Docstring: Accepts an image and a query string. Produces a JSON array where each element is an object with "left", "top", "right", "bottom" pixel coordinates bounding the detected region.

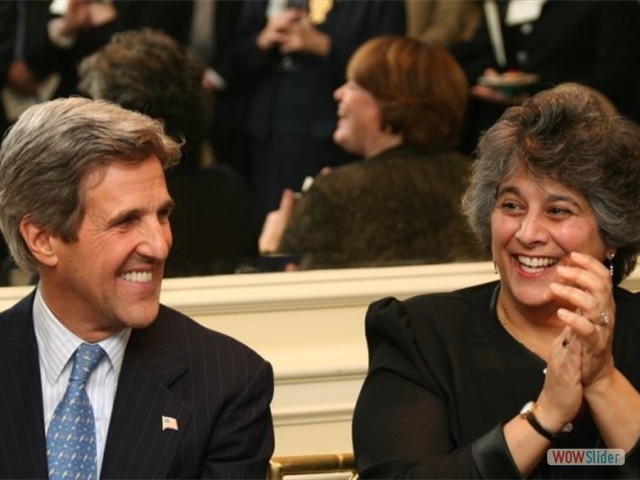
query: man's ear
[{"left": 19, "top": 217, "right": 59, "bottom": 267}]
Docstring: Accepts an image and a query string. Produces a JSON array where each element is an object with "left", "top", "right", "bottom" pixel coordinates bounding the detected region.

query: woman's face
[
  {"left": 491, "top": 172, "right": 609, "bottom": 309},
  {"left": 333, "top": 80, "right": 383, "bottom": 156}
]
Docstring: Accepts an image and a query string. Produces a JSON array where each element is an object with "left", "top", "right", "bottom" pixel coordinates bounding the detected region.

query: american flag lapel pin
[{"left": 162, "top": 416, "right": 179, "bottom": 431}]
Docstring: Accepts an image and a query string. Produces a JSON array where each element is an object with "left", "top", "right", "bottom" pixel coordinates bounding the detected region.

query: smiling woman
[{"left": 352, "top": 83, "right": 640, "bottom": 479}]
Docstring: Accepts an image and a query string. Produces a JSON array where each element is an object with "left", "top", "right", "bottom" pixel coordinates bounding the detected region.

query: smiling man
[{"left": 0, "top": 97, "right": 274, "bottom": 479}]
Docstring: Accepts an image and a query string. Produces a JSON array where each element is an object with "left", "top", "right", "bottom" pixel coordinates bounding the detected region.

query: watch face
[{"left": 520, "top": 400, "right": 535, "bottom": 416}]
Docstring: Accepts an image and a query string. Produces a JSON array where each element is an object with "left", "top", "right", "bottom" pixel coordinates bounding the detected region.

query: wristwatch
[{"left": 519, "top": 401, "right": 573, "bottom": 441}]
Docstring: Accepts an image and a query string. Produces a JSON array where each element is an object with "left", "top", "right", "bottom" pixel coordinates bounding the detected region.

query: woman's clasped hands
[
  {"left": 550, "top": 251, "right": 615, "bottom": 391},
  {"left": 535, "top": 251, "right": 617, "bottom": 441}
]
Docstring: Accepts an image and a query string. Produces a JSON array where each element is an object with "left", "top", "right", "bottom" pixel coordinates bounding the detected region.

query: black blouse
[{"left": 353, "top": 281, "right": 640, "bottom": 479}]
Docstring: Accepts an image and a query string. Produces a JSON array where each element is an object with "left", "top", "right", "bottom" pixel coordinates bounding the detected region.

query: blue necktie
[{"left": 46, "top": 343, "right": 106, "bottom": 480}]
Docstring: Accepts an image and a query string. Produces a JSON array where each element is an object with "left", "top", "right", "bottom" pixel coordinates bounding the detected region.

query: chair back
[{"left": 268, "top": 453, "right": 357, "bottom": 480}]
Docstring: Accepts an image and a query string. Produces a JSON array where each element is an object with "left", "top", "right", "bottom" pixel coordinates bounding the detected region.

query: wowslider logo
[{"left": 547, "top": 449, "right": 625, "bottom": 466}]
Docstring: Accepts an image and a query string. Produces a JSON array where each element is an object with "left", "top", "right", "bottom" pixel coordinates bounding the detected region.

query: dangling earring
[
  {"left": 493, "top": 261, "right": 499, "bottom": 274},
  {"left": 607, "top": 252, "right": 615, "bottom": 277}
]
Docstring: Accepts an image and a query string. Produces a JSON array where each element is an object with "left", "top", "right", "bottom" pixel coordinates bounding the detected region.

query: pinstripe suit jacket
[{"left": 0, "top": 292, "right": 275, "bottom": 479}]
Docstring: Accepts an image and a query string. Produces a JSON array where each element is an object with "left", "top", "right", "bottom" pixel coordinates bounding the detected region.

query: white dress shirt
[{"left": 33, "top": 286, "right": 130, "bottom": 477}]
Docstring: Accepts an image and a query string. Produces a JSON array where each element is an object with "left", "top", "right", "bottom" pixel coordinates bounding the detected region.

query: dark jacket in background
[
  {"left": 280, "top": 145, "right": 487, "bottom": 270},
  {"left": 452, "top": 0, "right": 640, "bottom": 153},
  {"left": 165, "top": 164, "right": 258, "bottom": 278},
  {"left": 23, "top": 0, "right": 194, "bottom": 98}
]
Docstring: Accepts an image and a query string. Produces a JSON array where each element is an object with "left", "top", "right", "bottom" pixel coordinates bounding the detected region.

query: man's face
[{"left": 44, "top": 155, "right": 174, "bottom": 341}]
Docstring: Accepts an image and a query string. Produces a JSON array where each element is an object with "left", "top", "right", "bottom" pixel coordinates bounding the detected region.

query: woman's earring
[
  {"left": 607, "top": 252, "right": 615, "bottom": 277},
  {"left": 493, "top": 261, "right": 499, "bottom": 274}
]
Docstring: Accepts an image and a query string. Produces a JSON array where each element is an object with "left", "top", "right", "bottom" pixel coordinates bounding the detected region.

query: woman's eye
[
  {"left": 548, "top": 206, "right": 571, "bottom": 216},
  {"left": 500, "top": 201, "right": 521, "bottom": 211}
]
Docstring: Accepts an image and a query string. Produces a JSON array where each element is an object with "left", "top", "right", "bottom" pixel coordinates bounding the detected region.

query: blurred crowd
[{"left": 1, "top": 0, "right": 638, "bottom": 281}]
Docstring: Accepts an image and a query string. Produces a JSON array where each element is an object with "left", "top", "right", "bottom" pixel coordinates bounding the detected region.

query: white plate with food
[{"left": 478, "top": 72, "right": 540, "bottom": 88}]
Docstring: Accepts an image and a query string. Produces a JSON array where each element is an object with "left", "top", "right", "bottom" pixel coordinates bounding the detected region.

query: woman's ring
[{"left": 597, "top": 312, "right": 609, "bottom": 326}]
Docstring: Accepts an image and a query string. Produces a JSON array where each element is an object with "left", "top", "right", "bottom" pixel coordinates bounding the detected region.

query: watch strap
[
  {"left": 524, "top": 407, "right": 557, "bottom": 442},
  {"left": 520, "top": 401, "right": 572, "bottom": 441}
]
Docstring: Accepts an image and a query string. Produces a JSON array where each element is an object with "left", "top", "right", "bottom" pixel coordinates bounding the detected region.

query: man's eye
[
  {"left": 117, "top": 215, "right": 136, "bottom": 226},
  {"left": 159, "top": 207, "right": 174, "bottom": 222}
]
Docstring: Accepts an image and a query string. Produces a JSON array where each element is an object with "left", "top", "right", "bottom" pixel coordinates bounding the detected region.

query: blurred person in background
[
  {"left": 47, "top": 0, "right": 193, "bottom": 97},
  {"left": 405, "top": 0, "right": 480, "bottom": 47},
  {"left": 1, "top": 1, "right": 55, "bottom": 138},
  {"left": 78, "top": 28, "right": 257, "bottom": 277},
  {"left": 187, "top": 0, "right": 250, "bottom": 176},
  {"left": 451, "top": 0, "right": 640, "bottom": 155},
  {"left": 225, "top": 0, "right": 406, "bottom": 230},
  {"left": 259, "top": 36, "right": 486, "bottom": 270}
]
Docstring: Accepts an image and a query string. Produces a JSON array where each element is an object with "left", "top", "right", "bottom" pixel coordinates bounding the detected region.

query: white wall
[{"left": 2, "top": 261, "right": 638, "bottom": 456}]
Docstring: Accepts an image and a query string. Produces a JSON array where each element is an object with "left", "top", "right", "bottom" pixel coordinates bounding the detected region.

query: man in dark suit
[
  {"left": 0, "top": 0, "right": 17, "bottom": 137},
  {"left": 190, "top": 0, "right": 253, "bottom": 185},
  {"left": 451, "top": 0, "right": 640, "bottom": 154},
  {"left": 0, "top": 97, "right": 274, "bottom": 479}
]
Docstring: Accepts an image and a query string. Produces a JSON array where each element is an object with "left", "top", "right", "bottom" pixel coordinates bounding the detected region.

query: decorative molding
[{"left": 161, "top": 261, "right": 498, "bottom": 315}]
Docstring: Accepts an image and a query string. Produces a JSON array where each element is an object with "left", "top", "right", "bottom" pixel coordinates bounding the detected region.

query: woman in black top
[{"left": 353, "top": 83, "right": 640, "bottom": 478}]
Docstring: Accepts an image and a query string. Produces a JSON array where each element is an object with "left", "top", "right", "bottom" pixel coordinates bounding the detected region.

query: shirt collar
[{"left": 32, "top": 285, "right": 131, "bottom": 386}]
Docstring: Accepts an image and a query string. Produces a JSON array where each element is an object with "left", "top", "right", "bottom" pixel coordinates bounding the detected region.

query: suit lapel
[
  {"left": 101, "top": 308, "right": 191, "bottom": 479},
  {"left": 0, "top": 293, "right": 48, "bottom": 479}
]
